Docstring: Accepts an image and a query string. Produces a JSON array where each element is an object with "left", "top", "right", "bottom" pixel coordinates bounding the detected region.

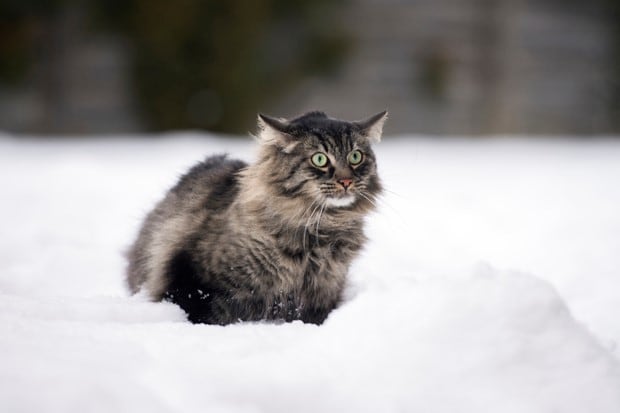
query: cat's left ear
[
  {"left": 354, "top": 110, "right": 388, "bottom": 143},
  {"left": 257, "top": 113, "right": 298, "bottom": 152}
]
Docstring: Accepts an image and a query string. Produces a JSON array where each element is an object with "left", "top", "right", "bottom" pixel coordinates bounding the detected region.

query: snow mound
[
  {"left": 2, "top": 268, "right": 619, "bottom": 413},
  {"left": 1, "top": 134, "right": 620, "bottom": 412},
  {"left": 322, "top": 268, "right": 620, "bottom": 412}
]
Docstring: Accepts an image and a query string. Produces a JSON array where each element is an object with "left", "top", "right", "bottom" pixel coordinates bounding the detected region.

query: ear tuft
[
  {"left": 355, "top": 110, "right": 388, "bottom": 143},
  {"left": 256, "top": 113, "right": 297, "bottom": 152},
  {"left": 258, "top": 113, "right": 288, "bottom": 134}
]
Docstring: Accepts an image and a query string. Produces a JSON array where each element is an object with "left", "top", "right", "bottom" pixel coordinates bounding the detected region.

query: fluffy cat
[{"left": 126, "top": 110, "right": 387, "bottom": 325}]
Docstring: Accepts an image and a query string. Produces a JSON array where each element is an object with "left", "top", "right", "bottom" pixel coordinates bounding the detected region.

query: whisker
[
  {"left": 295, "top": 199, "right": 317, "bottom": 244},
  {"left": 303, "top": 198, "right": 323, "bottom": 250},
  {"left": 382, "top": 186, "right": 408, "bottom": 201},
  {"left": 379, "top": 193, "right": 402, "bottom": 214},
  {"left": 360, "top": 188, "right": 400, "bottom": 214},
  {"left": 358, "top": 191, "right": 379, "bottom": 209},
  {"left": 315, "top": 201, "right": 327, "bottom": 244}
]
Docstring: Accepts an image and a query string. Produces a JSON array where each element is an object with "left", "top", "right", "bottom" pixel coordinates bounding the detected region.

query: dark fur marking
[{"left": 164, "top": 249, "right": 217, "bottom": 323}]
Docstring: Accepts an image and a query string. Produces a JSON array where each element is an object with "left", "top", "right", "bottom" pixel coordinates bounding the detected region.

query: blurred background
[{"left": 1, "top": 0, "right": 619, "bottom": 136}]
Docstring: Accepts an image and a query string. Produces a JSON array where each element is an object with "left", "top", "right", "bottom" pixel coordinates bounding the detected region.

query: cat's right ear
[{"left": 256, "top": 114, "right": 298, "bottom": 153}]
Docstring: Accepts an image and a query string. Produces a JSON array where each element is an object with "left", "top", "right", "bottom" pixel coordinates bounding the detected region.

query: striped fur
[{"left": 126, "top": 111, "right": 386, "bottom": 325}]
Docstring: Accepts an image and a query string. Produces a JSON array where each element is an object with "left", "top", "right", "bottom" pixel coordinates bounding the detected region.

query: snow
[{"left": 1, "top": 133, "right": 620, "bottom": 412}]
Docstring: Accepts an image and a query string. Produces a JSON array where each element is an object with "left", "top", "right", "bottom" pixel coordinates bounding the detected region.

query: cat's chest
[
  {"left": 275, "top": 233, "right": 355, "bottom": 281},
  {"left": 228, "top": 221, "right": 362, "bottom": 293}
]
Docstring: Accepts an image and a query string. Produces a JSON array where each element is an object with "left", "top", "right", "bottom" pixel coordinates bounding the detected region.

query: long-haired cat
[{"left": 126, "top": 110, "right": 387, "bottom": 325}]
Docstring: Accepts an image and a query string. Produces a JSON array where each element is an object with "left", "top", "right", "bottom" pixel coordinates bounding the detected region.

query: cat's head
[{"left": 255, "top": 110, "right": 386, "bottom": 212}]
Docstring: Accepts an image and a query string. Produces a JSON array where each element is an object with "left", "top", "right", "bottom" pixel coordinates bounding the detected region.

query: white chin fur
[{"left": 325, "top": 195, "right": 356, "bottom": 208}]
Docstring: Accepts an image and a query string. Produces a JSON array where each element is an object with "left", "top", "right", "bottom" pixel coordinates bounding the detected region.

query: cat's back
[
  {"left": 126, "top": 154, "right": 247, "bottom": 295},
  {"left": 171, "top": 154, "right": 248, "bottom": 210}
]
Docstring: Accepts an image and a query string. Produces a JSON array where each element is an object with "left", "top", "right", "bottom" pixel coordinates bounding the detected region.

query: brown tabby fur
[{"left": 126, "top": 110, "right": 386, "bottom": 324}]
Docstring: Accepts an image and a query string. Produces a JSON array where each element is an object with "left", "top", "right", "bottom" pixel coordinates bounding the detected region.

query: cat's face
[{"left": 257, "top": 111, "right": 386, "bottom": 212}]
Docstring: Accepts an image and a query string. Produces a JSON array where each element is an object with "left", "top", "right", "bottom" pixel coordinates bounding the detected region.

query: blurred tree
[
  {"left": 0, "top": 0, "right": 66, "bottom": 85},
  {"left": 90, "top": 0, "right": 350, "bottom": 133},
  {"left": 608, "top": 0, "right": 620, "bottom": 129}
]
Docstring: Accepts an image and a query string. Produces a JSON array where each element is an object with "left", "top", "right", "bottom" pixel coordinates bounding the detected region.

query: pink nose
[{"left": 337, "top": 178, "right": 353, "bottom": 189}]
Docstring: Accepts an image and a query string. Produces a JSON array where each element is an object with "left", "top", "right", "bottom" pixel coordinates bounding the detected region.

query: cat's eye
[
  {"left": 311, "top": 152, "right": 329, "bottom": 168},
  {"left": 348, "top": 150, "right": 364, "bottom": 166}
]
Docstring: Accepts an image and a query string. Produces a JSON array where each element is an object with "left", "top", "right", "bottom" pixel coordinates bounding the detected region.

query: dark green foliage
[
  {"left": 0, "top": 0, "right": 349, "bottom": 133},
  {"left": 0, "top": 0, "right": 66, "bottom": 84},
  {"left": 91, "top": 0, "right": 350, "bottom": 133}
]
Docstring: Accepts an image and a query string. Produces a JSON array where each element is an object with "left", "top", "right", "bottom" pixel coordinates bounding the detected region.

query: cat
[{"left": 126, "top": 110, "right": 387, "bottom": 325}]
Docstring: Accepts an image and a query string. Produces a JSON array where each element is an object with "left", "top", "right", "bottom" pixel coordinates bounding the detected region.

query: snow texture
[{"left": 1, "top": 133, "right": 620, "bottom": 412}]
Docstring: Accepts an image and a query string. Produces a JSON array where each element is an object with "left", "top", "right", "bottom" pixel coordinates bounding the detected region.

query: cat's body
[{"left": 126, "top": 111, "right": 386, "bottom": 325}]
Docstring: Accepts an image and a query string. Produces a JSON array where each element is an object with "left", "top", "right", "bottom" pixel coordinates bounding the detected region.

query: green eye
[
  {"left": 348, "top": 150, "right": 363, "bottom": 165},
  {"left": 311, "top": 152, "right": 328, "bottom": 167}
]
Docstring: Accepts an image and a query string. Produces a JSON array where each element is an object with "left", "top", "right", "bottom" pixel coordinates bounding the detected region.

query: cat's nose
[{"left": 337, "top": 178, "right": 353, "bottom": 190}]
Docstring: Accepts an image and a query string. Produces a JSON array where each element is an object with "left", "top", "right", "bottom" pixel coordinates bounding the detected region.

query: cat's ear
[
  {"left": 355, "top": 110, "right": 388, "bottom": 143},
  {"left": 257, "top": 113, "right": 298, "bottom": 152}
]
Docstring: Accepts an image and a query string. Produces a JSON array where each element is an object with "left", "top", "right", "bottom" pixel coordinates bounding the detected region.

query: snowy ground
[{"left": 1, "top": 132, "right": 620, "bottom": 412}]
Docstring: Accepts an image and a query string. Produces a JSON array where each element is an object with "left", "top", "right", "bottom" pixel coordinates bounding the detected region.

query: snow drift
[{"left": 1, "top": 134, "right": 619, "bottom": 412}]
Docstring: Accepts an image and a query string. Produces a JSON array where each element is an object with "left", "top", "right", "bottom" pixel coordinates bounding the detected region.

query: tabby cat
[{"left": 126, "top": 110, "right": 386, "bottom": 325}]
